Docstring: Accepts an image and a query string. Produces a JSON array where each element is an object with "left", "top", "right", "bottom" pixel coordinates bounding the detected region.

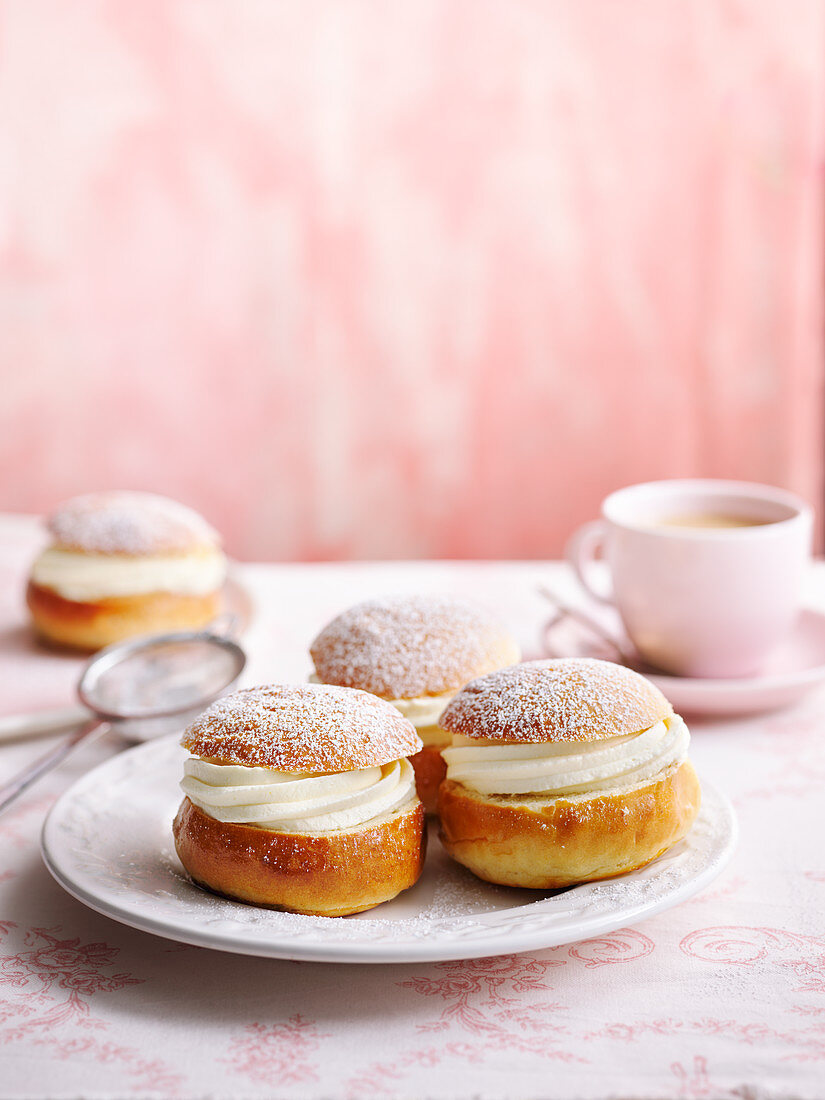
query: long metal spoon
[{"left": 538, "top": 585, "right": 639, "bottom": 666}]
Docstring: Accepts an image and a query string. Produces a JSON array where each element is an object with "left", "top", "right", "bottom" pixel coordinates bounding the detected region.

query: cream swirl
[
  {"left": 389, "top": 690, "right": 455, "bottom": 728},
  {"left": 181, "top": 756, "right": 416, "bottom": 832},
  {"left": 442, "top": 715, "right": 689, "bottom": 797},
  {"left": 31, "top": 547, "right": 227, "bottom": 601},
  {"left": 387, "top": 691, "right": 453, "bottom": 746},
  {"left": 308, "top": 673, "right": 452, "bottom": 745}
]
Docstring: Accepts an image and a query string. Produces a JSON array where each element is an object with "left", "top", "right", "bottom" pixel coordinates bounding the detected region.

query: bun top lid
[
  {"left": 310, "top": 596, "right": 520, "bottom": 700},
  {"left": 181, "top": 683, "right": 423, "bottom": 774},
  {"left": 440, "top": 658, "right": 673, "bottom": 744},
  {"left": 47, "top": 491, "right": 221, "bottom": 556}
]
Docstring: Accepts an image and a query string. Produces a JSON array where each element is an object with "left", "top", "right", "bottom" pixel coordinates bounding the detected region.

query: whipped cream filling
[
  {"left": 308, "top": 673, "right": 452, "bottom": 746},
  {"left": 181, "top": 756, "right": 416, "bottom": 833},
  {"left": 31, "top": 547, "right": 227, "bottom": 601},
  {"left": 411, "top": 723, "right": 451, "bottom": 748},
  {"left": 388, "top": 690, "right": 455, "bottom": 727},
  {"left": 442, "top": 715, "right": 690, "bottom": 798},
  {"left": 389, "top": 692, "right": 454, "bottom": 747}
]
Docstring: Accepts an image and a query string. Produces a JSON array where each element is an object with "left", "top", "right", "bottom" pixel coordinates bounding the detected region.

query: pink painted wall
[{"left": 1, "top": 1, "right": 823, "bottom": 560}]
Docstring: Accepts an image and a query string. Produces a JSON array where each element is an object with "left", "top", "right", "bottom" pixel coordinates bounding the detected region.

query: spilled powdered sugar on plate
[{"left": 41, "top": 735, "right": 736, "bottom": 962}]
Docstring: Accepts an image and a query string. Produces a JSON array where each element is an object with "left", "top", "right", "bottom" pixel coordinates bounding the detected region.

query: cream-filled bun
[
  {"left": 173, "top": 683, "right": 426, "bottom": 916},
  {"left": 437, "top": 658, "right": 701, "bottom": 889},
  {"left": 309, "top": 596, "right": 520, "bottom": 812},
  {"left": 27, "top": 491, "right": 227, "bottom": 650}
]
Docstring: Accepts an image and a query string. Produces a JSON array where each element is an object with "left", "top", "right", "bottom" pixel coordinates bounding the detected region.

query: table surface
[{"left": 1, "top": 515, "right": 823, "bottom": 1100}]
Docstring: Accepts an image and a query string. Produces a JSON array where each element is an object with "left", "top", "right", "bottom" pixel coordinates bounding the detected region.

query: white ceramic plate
[
  {"left": 42, "top": 736, "right": 737, "bottom": 964},
  {"left": 542, "top": 605, "right": 825, "bottom": 716}
]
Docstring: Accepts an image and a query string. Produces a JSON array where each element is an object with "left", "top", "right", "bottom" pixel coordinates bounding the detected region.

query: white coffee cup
[{"left": 566, "top": 479, "right": 813, "bottom": 678}]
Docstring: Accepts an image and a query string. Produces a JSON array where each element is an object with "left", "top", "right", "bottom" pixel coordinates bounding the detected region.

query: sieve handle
[
  {"left": 0, "top": 719, "right": 107, "bottom": 816},
  {"left": 0, "top": 705, "right": 91, "bottom": 744}
]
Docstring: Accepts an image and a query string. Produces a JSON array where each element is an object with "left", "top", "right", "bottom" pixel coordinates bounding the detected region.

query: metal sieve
[{"left": 0, "top": 630, "right": 246, "bottom": 815}]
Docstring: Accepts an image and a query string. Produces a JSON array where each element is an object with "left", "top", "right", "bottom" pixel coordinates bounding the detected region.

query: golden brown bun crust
[
  {"left": 409, "top": 744, "right": 447, "bottom": 814},
  {"left": 173, "top": 797, "right": 426, "bottom": 916},
  {"left": 437, "top": 760, "right": 701, "bottom": 888},
  {"left": 441, "top": 658, "right": 673, "bottom": 744},
  {"left": 27, "top": 580, "right": 220, "bottom": 652},
  {"left": 310, "top": 596, "right": 520, "bottom": 699},
  {"left": 182, "top": 684, "right": 422, "bottom": 773}
]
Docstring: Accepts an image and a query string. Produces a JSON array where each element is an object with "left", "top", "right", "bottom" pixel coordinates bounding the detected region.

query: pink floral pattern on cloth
[
  {"left": 221, "top": 1016, "right": 329, "bottom": 1087},
  {"left": 0, "top": 923, "right": 182, "bottom": 1093},
  {"left": 399, "top": 954, "right": 572, "bottom": 1044},
  {"left": 2, "top": 530, "right": 825, "bottom": 1097},
  {"left": 0, "top": 925, "right": 142, "bottom": 1022},
  {"left": 682, "top": 927, "right": 825, "bottom": 998}
]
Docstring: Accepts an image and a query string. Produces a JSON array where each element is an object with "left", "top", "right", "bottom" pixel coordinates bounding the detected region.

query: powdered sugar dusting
[
  {"left": 182, "top": 683, "right": 422, "bottom": 773},
  {"left": 310, "top": 596, "right": 520, "bottom": 699},
  {"left": 48, "top": 492, "right": 220, "bottom": 555},
  {"left": 441, "top": 658, "right": 673, "bottom": 743}
]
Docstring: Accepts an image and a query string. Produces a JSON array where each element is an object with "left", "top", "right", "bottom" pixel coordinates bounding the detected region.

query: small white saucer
[{"left": 542, "top": 606, "right": 825, "bottom": 717}]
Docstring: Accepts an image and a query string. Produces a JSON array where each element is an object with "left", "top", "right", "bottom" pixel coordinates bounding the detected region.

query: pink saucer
[{"left": 542, "top": 606, "right": 825, "bottom": 717}]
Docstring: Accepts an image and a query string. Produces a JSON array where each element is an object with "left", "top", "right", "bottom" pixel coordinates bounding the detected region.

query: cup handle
[{"left": 566, "top": 520, "right": 614, "bottom": 604}]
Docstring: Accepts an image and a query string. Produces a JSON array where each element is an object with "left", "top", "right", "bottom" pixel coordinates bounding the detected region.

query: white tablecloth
[{"left": 1, "top": 517, "right": 823, "bottom": 1099}]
